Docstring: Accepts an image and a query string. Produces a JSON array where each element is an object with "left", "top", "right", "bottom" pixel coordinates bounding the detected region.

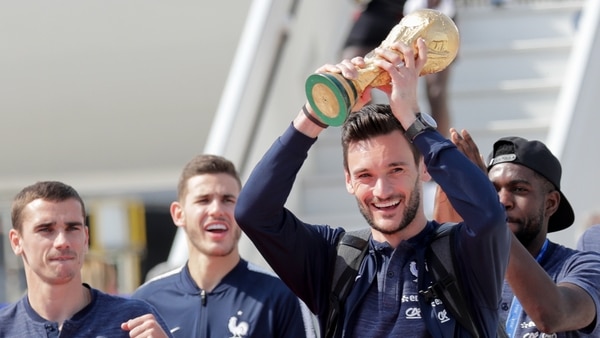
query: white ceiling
[{"left": 0, "top": 1, "right": 251, "bottom": 203}]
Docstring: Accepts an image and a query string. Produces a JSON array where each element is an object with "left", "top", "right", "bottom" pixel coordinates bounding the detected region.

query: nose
[
  {"left": 208, "top": 199, "right": 226, "bottom": 216},
  {"left": 54, "top": 229, "right": 70, "bottom": 249},
  {"left": 373, "top": 177, "right": 393, "bottom": 199},
  {"left": 497, "top": 188, "right": 513, "bottom": 210}
]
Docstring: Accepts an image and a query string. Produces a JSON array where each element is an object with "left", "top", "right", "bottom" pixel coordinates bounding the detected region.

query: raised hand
[
  {"left": 371, "top": 39, "right": 427, "bottom": 117},
  {"left": 449, "top": 128, "right": 486, "bottom": 172}
]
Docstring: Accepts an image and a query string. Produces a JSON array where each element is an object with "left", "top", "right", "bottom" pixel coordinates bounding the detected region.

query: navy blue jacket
[
  {"left": 0, "top": 285, "right": 172, "bottom": 338},
  {"left": 132, "top": 259, "right": 310, "bottom": 337},
  {"left": 235, "top": 124, "right": 510, "bottom": 337}
]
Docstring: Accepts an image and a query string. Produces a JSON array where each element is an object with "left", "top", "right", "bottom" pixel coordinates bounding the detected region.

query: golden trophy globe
[{"left": 305, "top": 8, "right": 460, "bottom": 126}]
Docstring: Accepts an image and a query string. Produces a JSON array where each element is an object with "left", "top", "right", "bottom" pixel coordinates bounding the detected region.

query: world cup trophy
[{"left": 305, "top": 8, "right": 460, "bottom": 126}]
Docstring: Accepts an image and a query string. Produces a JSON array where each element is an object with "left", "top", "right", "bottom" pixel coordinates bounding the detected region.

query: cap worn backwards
[{"left": 486, "top": 136, "right": 575, "bottom": 233}]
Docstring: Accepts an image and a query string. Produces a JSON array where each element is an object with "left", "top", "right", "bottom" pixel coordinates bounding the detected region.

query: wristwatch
[{"left": 405, "top": 112, "right": 437, "bottom": 142}]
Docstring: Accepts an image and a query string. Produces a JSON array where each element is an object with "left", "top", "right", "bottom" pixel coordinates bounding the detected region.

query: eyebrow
[
  {"left": 507, "top": 177, "right": 533, "bottom": 186},
  {"left": 33, "top": 221, "right": 55, "bottom": 229},
  {"left": 351, "top": 161, "right": 409, "bottom": 175},
  {"left": 194, "top": 193, "right": 237, "bottom": 199},
  {"left": 33, "top": 220, "right": 84, "bottom": 229},
  {"left": 65, "top": 221, "right": 85, "bottom": 227},
  {"left": 493, "top": 178, "right": 531, "bottom": 188}
]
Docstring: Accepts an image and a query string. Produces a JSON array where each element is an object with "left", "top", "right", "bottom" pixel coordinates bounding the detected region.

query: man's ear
[
  {"left": 84, "top": 226, "right": 90, "bottom": 255},
  {"left": 419, "top": 157, "right": 432, "bottom": 182},
  {"left": 345, "top": 170, "right": 355, "bottom": 194},
  {"left": 545, "top": 190, "right": 560, "bottom": 219},
  {"left": 170, "top": 201, "right": 185, "bottom": 228},
  {"left": 9, "top": 229, "right": 23, "bottom": 255}
]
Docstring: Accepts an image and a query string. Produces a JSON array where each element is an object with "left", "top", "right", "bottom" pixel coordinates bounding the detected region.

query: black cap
[{"left": 487, "top": 136, "right": 574, "bottom": 233}]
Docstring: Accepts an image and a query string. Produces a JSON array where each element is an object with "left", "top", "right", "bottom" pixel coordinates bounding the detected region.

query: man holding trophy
[{"left": 235, "top": 10, "right": 510, "bottom": 338}]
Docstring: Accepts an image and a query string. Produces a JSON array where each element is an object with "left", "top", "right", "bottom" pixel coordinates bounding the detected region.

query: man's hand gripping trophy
[{"left": 305, "top": 8, "right": 460, "bottom": 126}]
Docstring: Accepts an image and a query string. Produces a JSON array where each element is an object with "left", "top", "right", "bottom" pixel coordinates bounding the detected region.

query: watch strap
[{"left": 405, "top": 113, "right": 433, "bottom": 141}]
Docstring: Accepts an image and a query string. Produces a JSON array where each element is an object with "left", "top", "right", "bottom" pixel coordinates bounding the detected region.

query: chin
[
  {"left": 210, "top": 246, "right": 236, "bottom": 257},
  {"left": 376, "top": 217, "right": 400, "bottom": 228},
  {"left": 372, "top": 222, "right": 400, "bottom": 235}
]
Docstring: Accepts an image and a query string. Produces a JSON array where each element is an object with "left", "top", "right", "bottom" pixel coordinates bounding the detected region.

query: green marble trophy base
[{"left": 305, "top": 73, "right": 357, "bottom": 127}]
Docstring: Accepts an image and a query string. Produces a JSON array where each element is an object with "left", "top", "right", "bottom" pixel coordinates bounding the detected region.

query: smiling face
[
  {"left": 9, "top": 198, "right": 88, "bottom": 286},
  {"left": 345, "top": 130, "right": 428, "bottom": 243},
  {"left": 171, "top": 173, "right": 241, "bottom": 259}
]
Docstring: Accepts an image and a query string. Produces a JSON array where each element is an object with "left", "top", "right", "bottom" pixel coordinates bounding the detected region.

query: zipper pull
[{"left": 201, "top": 289, "right": 207, "bottom": 306}]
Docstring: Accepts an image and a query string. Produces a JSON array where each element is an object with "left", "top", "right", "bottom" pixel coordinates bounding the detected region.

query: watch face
[
  {"left": 421, "top": 113, "right": 437, "bottom": 129},
  {"left": 405, "top": 112, "right": 438, "bottom": 142}
]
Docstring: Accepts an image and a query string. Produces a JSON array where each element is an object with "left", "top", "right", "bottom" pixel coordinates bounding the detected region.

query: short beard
[
  {"left": 513, "top": 204, "right": 545, "bottom": 249},
  {"left": 357, "top": 179, "right": 421, "bottom": 235}
]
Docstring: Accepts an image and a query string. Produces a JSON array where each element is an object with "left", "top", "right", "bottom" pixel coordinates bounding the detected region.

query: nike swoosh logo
[{"left": 170, "top": 327, "right": 181, "bottom": 333}]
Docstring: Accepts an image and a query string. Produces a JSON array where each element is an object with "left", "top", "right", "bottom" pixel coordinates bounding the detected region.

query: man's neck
[
  {"left": 27, "top": 280, "right": 90, "bottom": 327},
  {"left": 522, "top": 231, "right": 550, "bottom": 259},
  {"left": 187, "top": 252, "right": 241, "bottom": 292},
  {"left": 527, "top": 236, "right": 550, "bottom": 260}
]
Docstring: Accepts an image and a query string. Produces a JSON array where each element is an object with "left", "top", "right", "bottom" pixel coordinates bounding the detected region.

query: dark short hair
[
  {"left": 341, "top": 104, "right": 421, "bottom": 171},
  {"left": 177, "top": 154, "right": 241, "bottom": 201},
  {"left": 11, "top": 181, "right": 85, "bottom": 232}
]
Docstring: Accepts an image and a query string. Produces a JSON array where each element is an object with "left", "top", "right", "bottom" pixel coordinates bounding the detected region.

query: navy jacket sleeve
[
  {"left": 235, "top": 124, "right": 344, "bottom": 315},
  {"left": 415, "top": 130, "right": 511, "bottom": 333}
]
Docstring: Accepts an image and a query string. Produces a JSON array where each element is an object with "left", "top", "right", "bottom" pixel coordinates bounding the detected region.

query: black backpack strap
[
  {"left": 425, "top": 222, "right": 481, "bottom": 337},
  {"left": 425, "top": 223, "right": 508, "bottom": 338},
  {"left": 325, "top": 228, "right": 371, "bottom": 338}
]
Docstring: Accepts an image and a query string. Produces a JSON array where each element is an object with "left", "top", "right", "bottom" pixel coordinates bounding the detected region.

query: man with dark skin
[{"left": 434, "top": 128, "right": 600, "bottom": 337}]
